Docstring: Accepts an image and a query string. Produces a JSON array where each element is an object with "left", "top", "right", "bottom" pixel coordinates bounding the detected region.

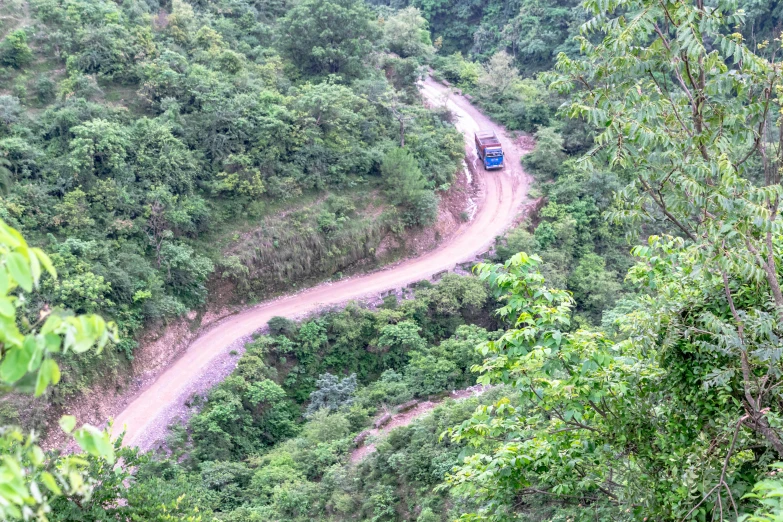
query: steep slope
[{"left": 111, "top": 78, "right": 531, "bottom": 449}]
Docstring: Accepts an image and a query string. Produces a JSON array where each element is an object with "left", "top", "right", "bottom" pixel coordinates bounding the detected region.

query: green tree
[
  {"left": 521, "top": 126, "right": 565, "bottom": 179},
  {"left": 476, "top": 51, "right": 519, "bottom": 101},
  {"left": 382, "top": 6, "right": 433, "bottom": 60},
  {"left": 130, "top": 118, "right": 198, "bottom": 194},
  {"left": 0, "top": 30, "right": 34, "bottom": 68},
  {"left": 305, "top": 372, "right": 357, "bottom": 416},
  {"left": 567, "top": 252, "right": 622, "bottom": 323},
  {"left": 549, "top": 0, "right": 783, "bottom": 458},
  {"left": 376, "top": 319, "right": 427, "bottom": 369},
  {"left": 67, "top": 119, "right": 130, "bottom": 181},
  {"left": 435, "top": 52, "right": 480, "bottom": 87},
  {"left": 279, "top": 0, "right": 379, "bottom": 79},
  {"left": 500, "top": 0, "right": 584, "bottom": 72},
  {"left": 381, "top": 147, "right": 438, "bottom": 227}
]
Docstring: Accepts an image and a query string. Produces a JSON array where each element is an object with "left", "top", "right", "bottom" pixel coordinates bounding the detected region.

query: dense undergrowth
[
  {"left": 7, "top": 0, "right": 783, "bottom": 519},
  {"left": 0, "top": 0, "right": 464, "bottom": 403}
]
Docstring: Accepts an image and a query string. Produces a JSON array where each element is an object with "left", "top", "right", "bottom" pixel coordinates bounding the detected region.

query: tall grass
[{"left": 219, "top": 195, "right": 401, "bottom": 297}]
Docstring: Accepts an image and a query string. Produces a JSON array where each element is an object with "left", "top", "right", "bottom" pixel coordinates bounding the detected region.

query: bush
[
  {"left": 522, "top": 126, "right": 566, "bottom": 179},
  {"left": 435, "top": 52, "right": 479, "bottom": 87},
  {"left": 305, "top": 373, "right": 357, "bottom": 416},
  {"left": 268, "top": 316, "right": 297, "bottom": 337},
  {"left": 406, "top": 349, "right": 460, "bottom": 395},
  {"left": 354, "top": 369, "right": 414, "bottom": 409},
  {"left": 403, "top": 189, "right": 438, "bottom": 227},
  {"left": 34, "top": 75, "right": 56, "bottom": 104},
  {"left": 0, "top": 30, "right": 33, "bottom": 68},
  {"left": 300, "top": 409, "right": 351, "bottom": 443},
  {"left": 381, "top": 147, "right": 438, "bottom": 228},
  {"left": 0, "top": 95, "right": 21, "bottom": 125}
]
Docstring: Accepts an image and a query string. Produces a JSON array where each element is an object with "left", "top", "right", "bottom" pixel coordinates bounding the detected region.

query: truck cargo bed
[{"left": 475, "top": 131, "right": 501, "bottom": 148}]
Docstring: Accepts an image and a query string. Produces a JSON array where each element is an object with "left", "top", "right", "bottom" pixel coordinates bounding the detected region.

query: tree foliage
[
  {"left": 279, "top": 0, "right": 379, "bottom": 79},
  {"left": 381, "top": 147, "right": 438, "bottom": 227},
  {"left": 306, "top": 372, "right": 358, "bottom": 416},
  {"left": 0, "top": 219, "right": 117, "bottom": 520},
  {"left": 549, "top": 0, "right": 783, "bottom": 459},
  {"left": 382, "top": 6, "right": 434, "bottom": 60},
  {"left": 436, "top": 0, "right": 783, "bottom": 518}
]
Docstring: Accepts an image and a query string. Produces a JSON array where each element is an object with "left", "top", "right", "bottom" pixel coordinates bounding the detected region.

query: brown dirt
[
  {"left": 350, "top": 385, "right": 490, "bottom": 463},
  {"left": 48, "top": 77, "right": 533, "bottom": 452}
]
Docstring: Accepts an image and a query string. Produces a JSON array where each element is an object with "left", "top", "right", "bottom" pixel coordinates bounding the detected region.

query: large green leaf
[
  {"left": 5, "top": 252, "right": 32, "bottom": 292},
  {"left": 0, "top": 343, "right": 33, "bottom": 383}
]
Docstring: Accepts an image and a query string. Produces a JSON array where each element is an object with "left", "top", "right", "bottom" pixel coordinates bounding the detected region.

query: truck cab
[
  {"left": 474, "top": 131, "right": 505, "bottom": 170},
  {"left": 482, "top": 146, "right": 504, "bottom": 169}
]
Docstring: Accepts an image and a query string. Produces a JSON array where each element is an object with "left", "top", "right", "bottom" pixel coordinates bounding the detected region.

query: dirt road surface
[{"left": 111, "top": 77, "right": 531, "bottom": 450}]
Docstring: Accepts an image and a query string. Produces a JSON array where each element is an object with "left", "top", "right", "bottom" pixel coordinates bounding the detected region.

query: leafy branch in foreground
[
  {"left": 443, "top": 244, "right": 783, "bottom": 520},
  {"left": 428, "top": 0, "right": 783, "bottom": 518},
  {"left": 0, "top": 218, "right": 118, "bottom": 520}
]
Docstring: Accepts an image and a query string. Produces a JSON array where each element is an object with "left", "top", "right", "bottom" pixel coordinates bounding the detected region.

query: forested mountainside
[
  {"left": 0, "top": 0, "right": 465, "bottom": 408},
  {"left": 3, "top": 0, "right": 783, "bottom": 520}
]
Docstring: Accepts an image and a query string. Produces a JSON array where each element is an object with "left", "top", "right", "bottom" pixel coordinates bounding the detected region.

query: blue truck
[{"left": 475, "top": 130, "right": 504, "bottom": 170}]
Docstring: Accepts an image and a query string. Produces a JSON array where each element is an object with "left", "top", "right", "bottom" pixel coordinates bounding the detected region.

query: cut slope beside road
[{"left": 111, "top": 77, "right": 532, "bottom": 450}]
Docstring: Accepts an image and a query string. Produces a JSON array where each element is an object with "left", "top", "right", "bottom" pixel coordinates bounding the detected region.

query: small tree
[
  {"left": 306, "top": 373, "right": 357, "bottom": 416},
  {"left": 477, "top": 51, "right": 519, "bottom": 100},
  {"left": 381, "top": 148, "right": 438, "bottom": 227},
  {"left": 522, "top": 126, "right": 566, "bottom": 179},
  {"left": 268, "top": 316, "right": 297, "bottom": 337},
  {"left": 0, "top": 95, "right": 21, "bottom": 126},
  {"left": 0, "top": 30, "right": 33, "bottom": 69},
  {"left": 382, "top": 7, "right": 434, "bottom": 60}
]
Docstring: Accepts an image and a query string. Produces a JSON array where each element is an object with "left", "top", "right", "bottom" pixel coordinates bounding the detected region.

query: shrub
[
  {"left": 305, "top": 373, "right": 357, "bottom": 416},
  {"left": 268, "top": 316, "right": 297, "bottom": 337},
  {"left": 34, "top": 75, "right": 56, "bottom": 104},
  {"left": 381, "top": 147, "right": 438, "bottom": 228},
  {"left": 0, "top": 30, "right": 33, "bottom": 68}
]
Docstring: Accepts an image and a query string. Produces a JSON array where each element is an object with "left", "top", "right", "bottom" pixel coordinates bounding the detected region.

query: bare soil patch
[{"left": 350, "top": 385, "right": 490, "bottom": 463}]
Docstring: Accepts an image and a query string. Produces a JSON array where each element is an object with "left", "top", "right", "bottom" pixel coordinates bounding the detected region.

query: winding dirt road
[{"left": 111, "top": 77, "right": 531, "bottom": 449}]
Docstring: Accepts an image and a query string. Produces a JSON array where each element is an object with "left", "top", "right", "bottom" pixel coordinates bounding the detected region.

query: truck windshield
[{"left": 486, "top": 150, "right": 503, "bottom": 157}]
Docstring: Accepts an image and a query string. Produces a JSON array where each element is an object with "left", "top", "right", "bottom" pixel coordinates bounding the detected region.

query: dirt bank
[{"left": 350, "top": 384, "right": 490, "bottom": 463}]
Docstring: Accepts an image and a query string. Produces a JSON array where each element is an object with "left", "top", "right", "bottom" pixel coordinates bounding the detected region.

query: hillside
[
  {"left": 4, "top": 0, "right": 783, "bottom": 520},
  {"left": 0, "top": 0, "right": 468, "bottom": 425},
  {"left": 109, "top": 76, "right": 530, "bottom": 450}
]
